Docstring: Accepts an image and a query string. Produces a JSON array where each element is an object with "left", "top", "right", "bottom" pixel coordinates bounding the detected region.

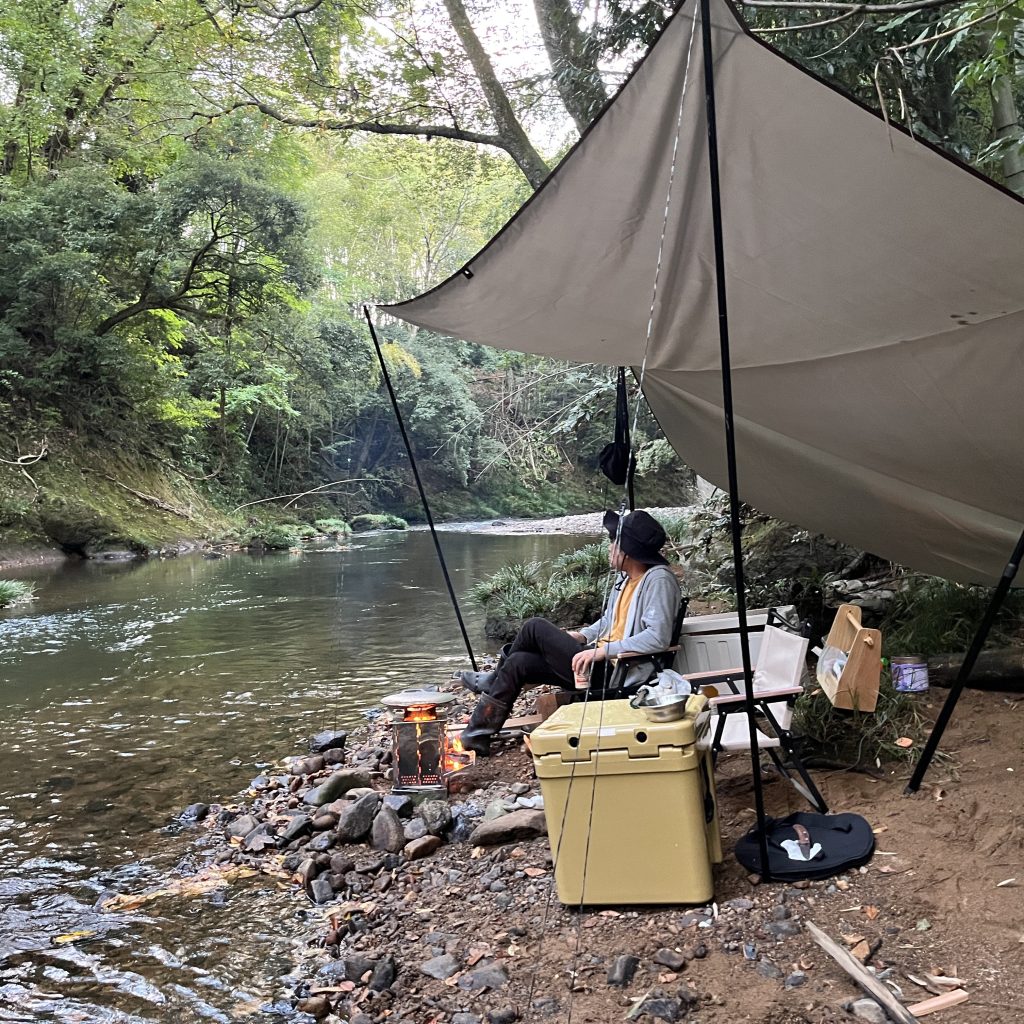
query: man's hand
[
  {"left": 565, "top": 629, "right": 586, "bottom": 643},
  {"left": 571, "top": 646, "right": 605, "bottom": 688}
]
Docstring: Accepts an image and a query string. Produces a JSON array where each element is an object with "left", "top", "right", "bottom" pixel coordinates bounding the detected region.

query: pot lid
[{"left": 381, "top": 688, "right": 457, "bottom": 708}]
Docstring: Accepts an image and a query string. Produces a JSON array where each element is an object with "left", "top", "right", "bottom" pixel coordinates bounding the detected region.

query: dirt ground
[{"left": 396, "top": 686, "right": 1024, "bottom": 1024}]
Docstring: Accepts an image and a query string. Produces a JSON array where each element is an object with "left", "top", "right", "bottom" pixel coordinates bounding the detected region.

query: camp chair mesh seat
[{"left": 686, "top": 622, "right": 828, "bottom": 813}]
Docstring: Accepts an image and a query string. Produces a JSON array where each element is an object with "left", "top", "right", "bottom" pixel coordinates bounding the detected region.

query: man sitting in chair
[{"left": 455, "top": 509, "right": 681, "bottom": 757}]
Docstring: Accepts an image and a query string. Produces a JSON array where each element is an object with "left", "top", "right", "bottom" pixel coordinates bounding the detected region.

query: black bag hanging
[
  {"left": 598, "top": 367, "right": 636, "bottom": 507},
  {"left": 734, "top": 811, "right": 875, "bottom": 881}
]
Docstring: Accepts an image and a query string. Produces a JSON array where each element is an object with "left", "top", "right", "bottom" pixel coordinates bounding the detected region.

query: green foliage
[
  {"left": 0, "top": 580, "right": 35, "bottom": 608},
  {"left": 469, "top": 542, "right": 615, "bottom": 635},
  {"left": 881, "top": 576, "right": 1024, "bottom": 657},
  {"left": 350, "top": 513, "right": 408, "bottom": 532},
  {"left": 551, "top": 542, "right": 611, "bottom": 581},
  {"left": 794, "top": 675, "right": 932, "bottom": 769},
  {"left": 314, "top": 518, "right": 351, "bottom": 536},
  {"left": 262, "top": 525, "right": 298, "bottom": 549}
]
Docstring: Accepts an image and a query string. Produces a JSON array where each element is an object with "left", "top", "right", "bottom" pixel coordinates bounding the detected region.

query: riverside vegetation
[{"left": 2, "top": 1, "right": 1022, "bottom": 564}]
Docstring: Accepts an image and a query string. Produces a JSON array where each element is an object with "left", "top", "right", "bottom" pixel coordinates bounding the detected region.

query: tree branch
[
  {"left": 210, "top": 98, "right": 510, "bottom": 151},
  {"left": 741, "top": 0, "right": 966, "bottom": 13}
]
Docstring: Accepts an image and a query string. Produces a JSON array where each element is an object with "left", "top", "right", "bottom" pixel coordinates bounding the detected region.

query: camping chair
[
  {"left": 686, "top": 623, "right": 828, "bottom": 813},
  {"left": 532, "top": 599, "right": 688, "bottom": 721},
  {"left": 601, "top": 597, "right": 689, "bottom": 698}
]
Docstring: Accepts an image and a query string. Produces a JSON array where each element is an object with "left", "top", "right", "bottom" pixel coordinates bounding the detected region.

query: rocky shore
[{"left": 160, "top": 681, "right": 1021, "bottom": 1024}]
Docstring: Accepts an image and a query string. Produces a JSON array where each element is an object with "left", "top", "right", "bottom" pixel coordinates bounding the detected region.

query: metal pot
[{"left": 629, "top": 687, "right": 690, "bottom": 723}]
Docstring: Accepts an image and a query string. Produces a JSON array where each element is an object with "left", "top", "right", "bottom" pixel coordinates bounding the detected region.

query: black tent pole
[
  {"left": 362, "top": 306, "right": 478, "bottom": 672},
  {"left": 905, "top": 526, "right": 1024, "bottom": 794},
  {"left": 699, "top": 0, "right": 771, "bottom": 877}
]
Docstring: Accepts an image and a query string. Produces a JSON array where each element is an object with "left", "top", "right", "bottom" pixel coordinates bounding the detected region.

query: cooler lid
[{"left": 529, "top": 695, "right": 709, "bottom": 761}]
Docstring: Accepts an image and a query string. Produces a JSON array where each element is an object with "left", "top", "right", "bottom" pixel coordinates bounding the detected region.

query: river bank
[
  {"left": 0, "top": 505, "right": 690, "bottom": 571},
  {"left": 143, "top": 678, "right": 1024, "bottom": 1024}
]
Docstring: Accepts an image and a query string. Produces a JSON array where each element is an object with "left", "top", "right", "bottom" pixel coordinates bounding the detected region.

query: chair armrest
[
  {"left": 611, "top": 646, "right": 679, "bottom": 665},
  {"left": 708, "top": 686, "right": 804, "bottom": 708}
]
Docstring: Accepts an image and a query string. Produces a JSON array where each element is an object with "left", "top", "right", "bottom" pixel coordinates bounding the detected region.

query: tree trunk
[
  {"left": 991, "top": 75, "right": 1024, "bottom": 196},
  {"left": 440, "top": 0, "right": 551, "bottom": 189},
  {"left": 532, "top": 0, "right": 608, "bottom": 133},
  {"left": 928, "top": 647, "right": 1024, "bottom": 690}
]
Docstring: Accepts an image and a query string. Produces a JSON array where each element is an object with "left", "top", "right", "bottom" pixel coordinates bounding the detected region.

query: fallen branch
[
  {"left": 230, "top": 478, "right": 375, "bottom": 514},
  {"left": 0, "top": 442, "right": 47, "bottom": 491},
  {"left": 101, "top": 475, "right": 193, "bottom": 519},
  {"left": 805, "top": 920, "right": 917, "bottom": 1024}
]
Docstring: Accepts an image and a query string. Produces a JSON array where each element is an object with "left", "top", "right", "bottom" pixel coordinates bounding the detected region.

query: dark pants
[{"left": 487, "top": 617, "right": 606, "bottom": 708}]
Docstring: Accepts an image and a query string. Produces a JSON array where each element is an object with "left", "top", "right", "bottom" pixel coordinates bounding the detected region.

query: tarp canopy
[{"left": 386, "top": 0, "right": 1024, "bottom": 586}]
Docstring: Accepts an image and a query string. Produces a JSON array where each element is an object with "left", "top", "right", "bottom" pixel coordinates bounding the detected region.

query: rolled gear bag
[{"left": 734, "top": 811, "right": 875, "bottom": 881}]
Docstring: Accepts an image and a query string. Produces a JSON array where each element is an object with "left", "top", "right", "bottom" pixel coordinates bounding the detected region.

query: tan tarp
[{"left": 386, "top": 0, "right": 1024, "bottom": 585}]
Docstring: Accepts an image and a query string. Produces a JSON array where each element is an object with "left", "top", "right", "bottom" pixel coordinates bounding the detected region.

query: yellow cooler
[{"left": 530, "top": 695, "right": 721, "bottom": 905}]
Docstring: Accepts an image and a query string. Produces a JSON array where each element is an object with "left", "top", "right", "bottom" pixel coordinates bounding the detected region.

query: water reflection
[{"left": 0, "top": 530, "right": 591, "bottom": 1021}]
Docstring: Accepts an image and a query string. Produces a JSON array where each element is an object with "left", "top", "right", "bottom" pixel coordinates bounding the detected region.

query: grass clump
[
  {"left": 470, "top": 542, "right": 614, "bottom": 639},
  {"left": 881, "top": 575, "right": 1024, "bottom": 657},
  {"left": 350, "top": 513, "right": 407, "bottom": 532},
  {"left": 0, "top": 580, "right": 36, "bottom": 608},
  {"left": 314, "top": 518, "right": 351, "bottom": 536},
  {"left": 262, "top": 525, "right": 298, "bottom": 550},
  {"left": 794, "top": 672, "right": 934, "bottom": 770}
]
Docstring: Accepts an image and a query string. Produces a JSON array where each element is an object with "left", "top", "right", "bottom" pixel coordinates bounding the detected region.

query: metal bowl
[{"left": 629, "top": 689, "right": 690, "bottom": 723}]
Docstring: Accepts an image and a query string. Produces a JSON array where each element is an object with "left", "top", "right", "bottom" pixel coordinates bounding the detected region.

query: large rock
[
  {"left": 403, "top": 818, "right": 428, "bottom": 842},
  {"left": 242, "top": 823, "right": 276, "bottom": 853},
  {"left": 469, "top": 810, "right": 547, "bottom": 847},
  {"left": 310, "top": 730, "right": 347, "bottom": 753},
  {"left": 336, "top": 792, "right": 380, "bottom": 843},
  {"left": 303, "top": 769, "right": 373, "bottom": 807},
  {"left": 370, "top": 806, "right": 405, "bottom": 853},
  {"left": 383, "top": 793, "right": 413, "bottom": 818},
  {"left": 404, "top": 835, "right": 442, "bottom": 860},
  {"left": 418, "top": 800, "right": 453, "bottom": 836},
  {"left": 226, "top": 813, "right": 260, "bottom": 838},
  {"left": 420, "top": 954, "right": 460, "bottom": 980},
  {"left": 310, "top": 877, "right": 335, "bottom": 904},
  {"left": 279, "top": 814, "right": 312, "bottom": 844}
]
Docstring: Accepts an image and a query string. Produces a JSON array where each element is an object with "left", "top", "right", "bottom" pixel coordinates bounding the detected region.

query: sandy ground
[{"left": 437, "top": 685, "right": 1024, "bottom": 1024}]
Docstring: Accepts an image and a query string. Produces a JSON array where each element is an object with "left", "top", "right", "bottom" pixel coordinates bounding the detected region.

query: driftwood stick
[
  {"left": 906, "top": 989, "right": 969, "bottom": 1016},
  {"left": 804, "top": 921, "right": 917, "bottom": 1024}
]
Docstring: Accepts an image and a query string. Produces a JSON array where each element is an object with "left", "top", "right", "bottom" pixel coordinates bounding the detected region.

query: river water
[{"left": 0, "top": 529, "right": 590, "bottom": 1022}]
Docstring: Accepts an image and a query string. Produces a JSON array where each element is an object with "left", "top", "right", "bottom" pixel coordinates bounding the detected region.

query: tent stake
[
  {"left": 699, "top": 0, "right": 771, "bottom": 877},
  {"left": 362, "top": 306, "right": 478, "bottom": 672},
  {"left": 905, "top": 525, "right": 1024, "bottom": 794}
]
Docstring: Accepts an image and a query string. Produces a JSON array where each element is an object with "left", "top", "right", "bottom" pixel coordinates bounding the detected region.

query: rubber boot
[
  {"left": 458, "top": 694, "right": 510, "bottom": 758},
  {"left": 455, "top": 643, "right": 512, "bottom": 695}
]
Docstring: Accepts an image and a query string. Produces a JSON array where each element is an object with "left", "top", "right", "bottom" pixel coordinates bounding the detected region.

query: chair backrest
[
  {"left": 669, "top": 598, "right": 689, "bottom": 647},
  {"left": 752, "top": 625, "right": 809, "bottom": 694},
  {"left": 674, "top": 605, "right": 800, "bottom": 674}
]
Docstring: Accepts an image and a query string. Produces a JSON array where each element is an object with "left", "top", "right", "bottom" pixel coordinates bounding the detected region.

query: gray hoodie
[{"left": 579, "top": 564, "right": 681, "bottom": 684}]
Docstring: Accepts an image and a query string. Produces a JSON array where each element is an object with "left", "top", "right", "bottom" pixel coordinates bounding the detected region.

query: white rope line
[{"left": 629, "top": 5, "right": 700, "bottom": 452}]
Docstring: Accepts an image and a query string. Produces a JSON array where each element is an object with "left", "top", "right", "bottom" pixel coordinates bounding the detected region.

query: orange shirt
[{"left": 598, "top": 575, "right": 642, "bottom": 647}]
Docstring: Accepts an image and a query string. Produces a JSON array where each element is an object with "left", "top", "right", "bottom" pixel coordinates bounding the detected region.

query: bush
[
  {"left": 0, "top": 580, "right": 35, "bottom": 608},
  {"left": 314, "top": 518, "right": 351, "bottom": 536},
  {"left": 350, "top": 513, "right": 407, "bottom": 532},
  {"left": 295, "top": 525, "right": 317, "bottom": 540},
  {"left": 469, "top": 542, "right": 615, "bottom": 640},
  {"left": 881, "top": 576, "right": 1024, "bottom": 657},
  {"left": 794, "top": 673, "right": 936, "bottom": 769},
  {"left": 263, "top": 525, "right": 298, "bottom": 549}
]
